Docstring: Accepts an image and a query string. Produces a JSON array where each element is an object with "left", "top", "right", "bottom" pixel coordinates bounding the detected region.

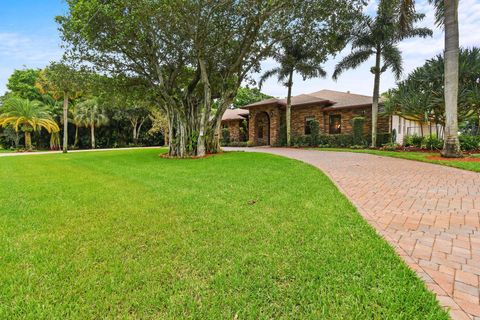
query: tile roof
[
  {"left": 221, "top": 108, "right": 249, "bottom": 121},
  {"left": 242, "top": 89, "right": 381, "bottom": 110}
]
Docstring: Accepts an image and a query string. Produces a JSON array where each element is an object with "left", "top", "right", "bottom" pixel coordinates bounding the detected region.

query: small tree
[
  {"left": 75, "top": 98, "right": 109, "bottom": 149},
  {"left": 0, "top": 97, "right": 59, "bottom": 150}
]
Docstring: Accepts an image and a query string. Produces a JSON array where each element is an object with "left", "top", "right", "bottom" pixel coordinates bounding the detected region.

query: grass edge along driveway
[
  {"left": 0, "top": 149, "right": 448, "bottom": 319},
  {"left": 312, "top": 147, "right": 480, "bottom": 173}
]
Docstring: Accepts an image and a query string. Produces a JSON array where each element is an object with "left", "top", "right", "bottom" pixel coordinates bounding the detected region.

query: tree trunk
[
  {"left": 24, "top": 131, "right": 32, "bottom": 150},
  {"left": 62, "top": 93, "right": 69, "bottom": 153},
  {"left": 286, "top": 70, "right": 293, "bottom": 147},
  {"left": 74, "top": 125, "right": 79, "bottom": 148},
  {"left": 441, "top": 0, "right": 462, "bottom": 157},
  {"left": 371, "top": 50, "right": 381, "bottom": 148},
  {"left": 132, "top": 120, "right": 138, "bottom": 145},
  {"left": 91, "top": 124, "right": 95, "bottom": 149}
]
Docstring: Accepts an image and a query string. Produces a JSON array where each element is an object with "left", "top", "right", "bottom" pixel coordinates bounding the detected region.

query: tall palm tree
[
  {"left": 0, "top": 97, "right": 59, "bottom": 150},
  {"left": 260, "top": 38, "right": 327, "bottom": 146},
  {"left": 333, "top": 1, "right": 431, "bottom": 147},
  {"left": 76, "top": 98, "right": 108, "bottom": 149},
  {"left": 36, "top": 63, "right": 81, "bottom": 154},
  {"left": 398, "top": 0, "right": 461, "bottom": 157}
]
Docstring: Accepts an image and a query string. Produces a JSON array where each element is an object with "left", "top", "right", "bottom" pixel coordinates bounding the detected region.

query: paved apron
[{"left": 226, "top": 147, "right": 480, "bottom": 320}]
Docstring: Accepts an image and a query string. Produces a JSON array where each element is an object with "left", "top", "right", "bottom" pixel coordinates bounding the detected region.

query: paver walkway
[{"left": 226, "top": 147, "right": 480, "bottom": 320}]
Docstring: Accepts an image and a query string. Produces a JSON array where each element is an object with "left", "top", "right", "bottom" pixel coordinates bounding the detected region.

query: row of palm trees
[
  {"left": 0, "top": 96, "right": 108, "bottom": 150},
  {"left": 263, "top": 0, "right": 461, "bottom": 157}
]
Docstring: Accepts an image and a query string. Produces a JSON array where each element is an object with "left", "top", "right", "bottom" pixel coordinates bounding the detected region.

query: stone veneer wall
[
  {"left": 248, "top": 105, "right": 281, "bottom": 145},
  {"left": 291, "top": 105, "right": 390, "bottom": 136},
  {"left": 223, "top": 120, "right": 241, "bottom": 142},
  {"left": 248, "top": 104, "right": 390, "bottom": 146}
]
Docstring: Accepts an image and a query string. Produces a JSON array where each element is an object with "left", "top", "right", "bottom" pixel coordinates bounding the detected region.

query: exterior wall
[
  {"left": 248, "top": 104, "right": 391, "bottom": 146},
  {"left": 391, "top": 115, "right": 444, "bottom": 145},
  {"left": 248, "top": 105, "right": 281, "bottom": 146},
  {"left": 222, "top": 120, "right": 241, "bottom": 142},
  {"left": 291, "top": 106, "right": 390, "bottom": 136}
]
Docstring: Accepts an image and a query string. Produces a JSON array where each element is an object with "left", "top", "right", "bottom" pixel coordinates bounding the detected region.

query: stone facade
[
  {"left": 247, "top": 104, "right": 390, "bottom": 146},
  {"left": 223, "top": 120, "right": 241, "bottom": 142},
  {"left": 248, "top": 105, "right": 282, "bottom": 146}
]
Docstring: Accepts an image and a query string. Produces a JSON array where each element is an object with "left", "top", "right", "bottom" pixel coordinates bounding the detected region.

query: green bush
[
  {"left": 403, "top": 134, "right": 423, "bottom": 148},
  {"left": 365, "top": 133, "right": 391, "bottom": 147},
  {"left": 423, "top": 135, "right": 443, "bottom": 150},
  {"left": 221, "top": 128, "right": 230, "bottom": 144},
  {"left": 223, "top": 141, "right": 248, "bottom": 147},
  {"left": 459, "top": 134, "right": 480, "bottom": 151}
]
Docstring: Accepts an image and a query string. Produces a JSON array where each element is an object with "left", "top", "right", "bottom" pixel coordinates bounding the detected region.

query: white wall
[{"left": 391, "top": 115, "right": 444, "bottom": 145}]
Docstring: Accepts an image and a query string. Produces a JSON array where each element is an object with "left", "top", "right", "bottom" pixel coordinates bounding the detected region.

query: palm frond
[
  {"left": 382, "top": 44, "right": 403, "bottom": 80},
  {"left": 333, "top": 49, "right": 373, "bottom": 80}
]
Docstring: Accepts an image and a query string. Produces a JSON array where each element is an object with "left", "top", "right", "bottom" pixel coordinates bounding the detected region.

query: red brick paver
[{"left": 228, "top": 147, "right": 480, "bottom": 320}]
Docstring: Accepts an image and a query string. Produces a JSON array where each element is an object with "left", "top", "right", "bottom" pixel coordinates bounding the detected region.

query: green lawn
[
  {"left": 314, "top": 148, "right": 480, "bottom": 172},
  {"left": 0, "top": 149, "right": 447, "bottom": 319}
]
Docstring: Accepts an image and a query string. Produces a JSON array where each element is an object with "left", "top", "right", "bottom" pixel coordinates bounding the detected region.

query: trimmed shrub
[
  {"left": 403, "top": 134, "right": 423, "bottom": 148},
  {"left": 351, "top": 117, "right": 365, "bottom": 146},
  {"left": 423, "top": 135, "right": 443, "bottom": 150},
  {"left": 459, "top": 134, "right": 480, "bottom": 151}
]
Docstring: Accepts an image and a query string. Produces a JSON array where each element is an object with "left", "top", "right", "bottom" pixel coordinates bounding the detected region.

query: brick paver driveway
[{"left": 226, "top": 147, "right": 480, "bottom": 320}]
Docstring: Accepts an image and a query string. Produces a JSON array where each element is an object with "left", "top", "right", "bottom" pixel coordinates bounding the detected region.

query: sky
[{"left": 0, "top": 0, "right": 479, "bottom": 97}]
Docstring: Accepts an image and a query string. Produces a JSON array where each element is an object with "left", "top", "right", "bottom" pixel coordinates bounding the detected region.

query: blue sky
[{"left": 0, "top": 0, "right": 479, "bottom": 97}]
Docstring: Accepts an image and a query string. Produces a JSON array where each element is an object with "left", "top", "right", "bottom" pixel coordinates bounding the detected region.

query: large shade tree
[
  {"left": 58, "top": 0, "right": 364, "bottom": 157},
  {"left": 333, "top": 0, "right": 432, "bottom": 147},
  {"left": 0, "top": 97, "right": 59, "bottom": 150}
]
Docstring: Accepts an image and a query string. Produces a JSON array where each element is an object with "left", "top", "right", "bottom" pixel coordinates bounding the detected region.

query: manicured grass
[
  {"left": 315, "top": 148, "right": 480, "bottom": 173},
  {"left": 0, "top": 149, "right": 447, "bottom": 319}
]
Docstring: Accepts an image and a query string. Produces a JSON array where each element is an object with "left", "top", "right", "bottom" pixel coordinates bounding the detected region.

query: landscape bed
[{"left": 0, "top": 149, "right": 447, "bottom": 319}]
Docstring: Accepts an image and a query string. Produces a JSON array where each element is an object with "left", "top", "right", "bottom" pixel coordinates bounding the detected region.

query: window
[
  {"left": 329, "top": 115, "right": 341, "bottom": 134},
  {"left": 305, "top": 117, "right": 315, "bottom": 135}
]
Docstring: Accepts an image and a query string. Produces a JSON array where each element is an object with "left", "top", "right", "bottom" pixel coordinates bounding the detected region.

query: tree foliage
[
  {"left": 385, "top": 47, "right": 480, "bottom": 128},
  {"left": 58, "top": 0, "right": 364, "bottom": 157},
  {"left": 333, "top": 0, "right": 432, "bottom": 147}
]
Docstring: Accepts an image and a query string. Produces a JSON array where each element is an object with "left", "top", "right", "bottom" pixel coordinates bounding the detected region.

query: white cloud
[{"left": 0, "top": 32, "right": 63, "bottom": 95}]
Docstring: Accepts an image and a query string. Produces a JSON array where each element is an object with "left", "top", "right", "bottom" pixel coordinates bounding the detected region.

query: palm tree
[
  {"left": 398, "top": 0, "right": 461, "bottom": 157},
  {"left": 36, "top": 63, "right": 81, "bottom": 154},
  {"left": 0, "top": 97, "right": 59, "bottom": 150},
  {"left": 75, "top": 98, "right": 108, "bottom": 149},
  {"left": 333, "top": 1, "right": 431, "bottom": 147},
  {"left": 260, "top": 38, "right": 327, "bottom": 146},
  {"left": 70, "top": 103, "right": 83, "bottom": 148}
]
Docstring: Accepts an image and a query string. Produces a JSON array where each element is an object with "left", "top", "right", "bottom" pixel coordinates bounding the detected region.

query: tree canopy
[{"left": 58, "top": 0, "right": 364, "bottom": 157}]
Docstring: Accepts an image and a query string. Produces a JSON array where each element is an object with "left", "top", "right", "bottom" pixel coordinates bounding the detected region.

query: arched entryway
[{"left": 255, "top": 111, "right": 270, "bottom": 146}]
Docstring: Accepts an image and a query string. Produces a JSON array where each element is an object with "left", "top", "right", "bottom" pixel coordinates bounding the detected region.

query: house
[
  {"left": 221, "top": 108, "right": 249, "bottom": 142},
  {"left": 221, "top": 89, "right": 440, "bottom": 146}
]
